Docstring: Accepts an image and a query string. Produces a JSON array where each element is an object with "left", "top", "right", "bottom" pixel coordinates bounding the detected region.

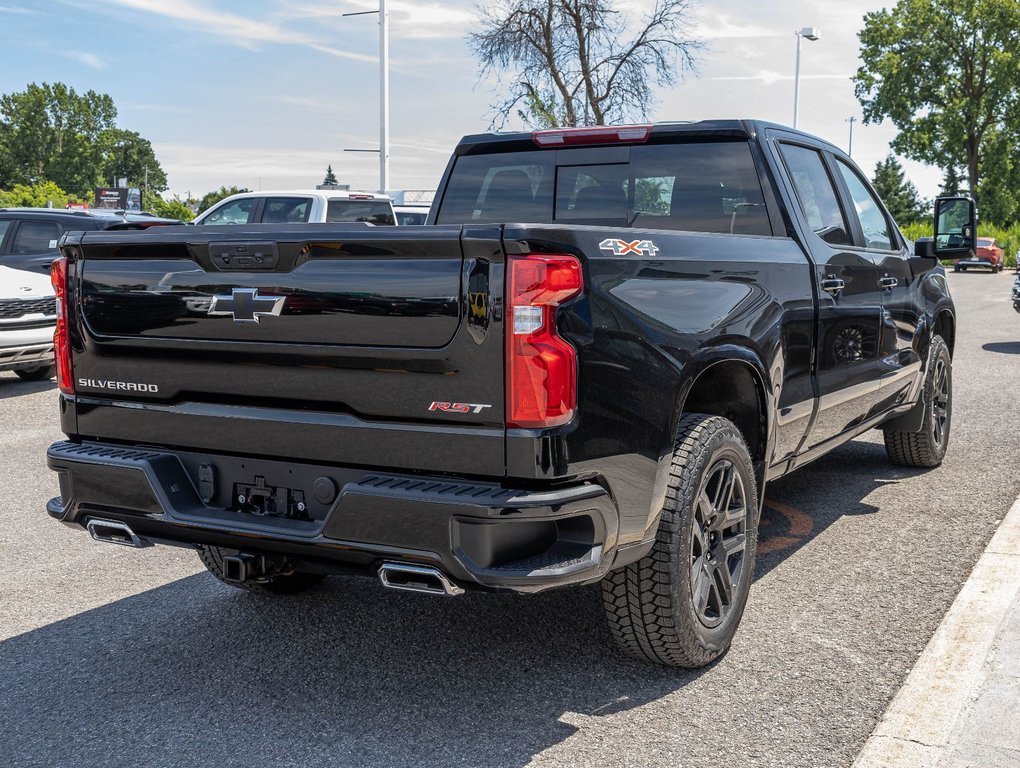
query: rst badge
[
  {"left": 429, "top": 402, "right": 492, "bottom": 414},
  {"left": 599, "top": 238, "right": 660, "bottom": 256}
]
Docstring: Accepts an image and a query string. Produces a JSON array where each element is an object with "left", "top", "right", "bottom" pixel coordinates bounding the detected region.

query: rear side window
[
  {"left": 779, "top": 144, "right": 851, "bottom": 246},
  {"left": 202, "top": 198, "right": 255, "bottom": 225},
  {"left": 10, "top": 220, "right": 61, "bottom": 254},
  {"left": 0, "top": 219, "right": 12, "bottom": 249},
  {"left": 261, "top": 197, "right": 312, "bottom": 224},
  {"left": 435, "top": 142, "right": 772, "bottom": 236},
  {"left": 326, "top": 200, "right": 395, "bottom": 225}
]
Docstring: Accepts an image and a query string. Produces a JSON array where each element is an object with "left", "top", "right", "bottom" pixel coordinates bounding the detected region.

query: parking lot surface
[{"left": 1, "top": 271, "right": 1018, "bottom": 768}]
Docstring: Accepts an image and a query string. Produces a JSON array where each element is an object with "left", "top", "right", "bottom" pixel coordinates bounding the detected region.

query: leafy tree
[
  {"left": 0, "top": 82, "right": 116, "bottom": 195},
  {"left": 0, "top": 181, "right": 86, "bottom": 208},
  {"left": 322, "top": 165, "right": 339, "bottom": 186},
  {"left": 100, "top": 129, "right": 168, "bottom": 193},
  {"left": 854, "top": 0, "right": 1020, "bottom": 215},
  {"left": 872, "top": 155, "right": 926, "bottom": 224},
  {"left": 469, "top": 0, "right": 703, "bottom": 128},
  {"left": 197, "top": 186, "right": 250, "bottom": 214},
  {"left": 142, "top": 190, "right": 195, "bottom": 221}
]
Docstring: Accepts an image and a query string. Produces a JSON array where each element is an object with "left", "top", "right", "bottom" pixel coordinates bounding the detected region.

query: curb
[{"left": 853, "top": 491, "right": 1020, "bottom": 767}]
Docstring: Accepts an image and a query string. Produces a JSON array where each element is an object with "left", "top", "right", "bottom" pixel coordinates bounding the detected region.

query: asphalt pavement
[{"left": 1, "top": 269, "right": 1018, "bottom": 768}]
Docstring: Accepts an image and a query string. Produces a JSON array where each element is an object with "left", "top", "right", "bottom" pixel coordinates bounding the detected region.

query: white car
[
  {"left": 193, "top": 190, "right": 396, "bottom": 226},
  {"left": 0, "top": 265, "right": 56, "bottom": 381}
]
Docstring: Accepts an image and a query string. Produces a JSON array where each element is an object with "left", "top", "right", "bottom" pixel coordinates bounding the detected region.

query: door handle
[
  {"left": 820, "top": 277, "right": 845, "bottom": 295},
  {"left": 878, "top": 276, "right": 899, "bottom": 290}
]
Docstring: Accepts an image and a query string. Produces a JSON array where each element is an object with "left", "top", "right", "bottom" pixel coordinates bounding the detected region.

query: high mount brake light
[
  {"left": 506, "top": 254, "right": 583, "bottom": 429},
  {"left": 531, "top": 125, "right": 653, "bottom": 147},
  {"left": 51, "top": 256, "right": 74, "bottom": 395}
]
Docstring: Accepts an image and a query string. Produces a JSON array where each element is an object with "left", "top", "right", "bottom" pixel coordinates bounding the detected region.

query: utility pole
[
  {"left": 343, "top": 1, "right": 390, "bottom": 194},
  {"left": 845, "top": 116, "right": 857, "bottom": 157},
  {"left": 792, "top": 27, "right": 820, "bottom": 129}
]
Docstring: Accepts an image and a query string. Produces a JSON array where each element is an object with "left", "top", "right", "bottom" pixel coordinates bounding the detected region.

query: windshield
[
  {"left": 435, "top": 141, "right": 772, "bottom": 235},
  {"left": 327, "top": 200, "right": 395, "bottom": 225},
  {"left": 978, "top": 238, "right": 994, "bottom": 247}
]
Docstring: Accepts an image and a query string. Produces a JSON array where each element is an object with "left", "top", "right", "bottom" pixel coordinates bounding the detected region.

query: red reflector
[
  {"left": 51, "top": 256, "right": 74, "bottom": 396},
  {"left": 506, "top": 255, "right": 583, "bottom": 429},
  {"left": 531, "top": 125, "right": 652, "bottom": 147}
]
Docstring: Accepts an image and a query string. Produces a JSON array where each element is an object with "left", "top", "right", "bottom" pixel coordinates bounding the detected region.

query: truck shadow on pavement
[
  {"left": 0, "top": 377, "right": 55, "bottom": 401},
  {"left": 0, "top": 440, "right": 928, "bottom": 768},
  {"left": 981, "top": 341, "right": 1020, "bottom": 355}
]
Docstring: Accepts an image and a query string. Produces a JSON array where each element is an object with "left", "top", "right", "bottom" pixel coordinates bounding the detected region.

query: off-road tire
[
  {"left": 197, "top": 545, "right": 323, "bottom": 594},
  {"left": 883, "top": 335, "right": 952, "bottom": 467},
  {"left": 601, "top": 414, "right": 759, "bottom": 668},
  {"left": 14, "top": 365, "right": 55, "bottom": 381}
]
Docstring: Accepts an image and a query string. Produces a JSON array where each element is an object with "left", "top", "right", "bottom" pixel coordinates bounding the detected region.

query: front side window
[
  {"left": 201, "top": 198, "right": 255, "bottom": 225},
  {"left": 779, "top": 144, "right": 850, "bottom": 246},
  {"left": 260, "top": 197, "right": 312, "bottom": 224},
  {"left": 836, "top": 160, "right": 895, "bottom": 251},
  {"left": 10, "top": 220, "right": 61, "bottom": 254}
]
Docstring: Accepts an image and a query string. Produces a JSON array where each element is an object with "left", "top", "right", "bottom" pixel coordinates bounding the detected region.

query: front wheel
[
  {"left": 883, "top": 335, "right": 952, "bottom": 467},
  {"left": 601, "top": 414, "right": 758, "bottom": 667}
]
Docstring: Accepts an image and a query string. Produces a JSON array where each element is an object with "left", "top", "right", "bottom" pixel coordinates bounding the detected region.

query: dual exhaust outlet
[{"left": 86, "top": 517, "right": 464, "bottom": 597}]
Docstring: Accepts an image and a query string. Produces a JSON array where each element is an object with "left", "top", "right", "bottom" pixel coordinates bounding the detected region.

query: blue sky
[{"left": 0, "top": 0, "right": 941, "bottom": 200}]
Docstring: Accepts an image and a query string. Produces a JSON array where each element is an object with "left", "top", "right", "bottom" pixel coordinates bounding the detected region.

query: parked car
[
  {"left": 0, "top": 264, "right": 57, "bottom": 381},
  {"left": 1012, "top": 274, "right": 1020, "bottom": 312},
  {"left": 393, "top": 205, "right": 429, "bottom": 226},
  {"left": 0, "top": 208, "right": 182, "bottom": 274},
  {"left": 193, "top": 190, "right": 396, "bottom": 226},
  {"left": 954, "top": 237, "right": 1004, "bottom": 272},
  {"left": 45, "top": 120, "right": 962, "bottom": 668}
]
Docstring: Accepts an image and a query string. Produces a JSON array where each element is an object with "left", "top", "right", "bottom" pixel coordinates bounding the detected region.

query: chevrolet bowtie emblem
[{"left": 208, "top": 288, "right": 285, "bottom": 323}]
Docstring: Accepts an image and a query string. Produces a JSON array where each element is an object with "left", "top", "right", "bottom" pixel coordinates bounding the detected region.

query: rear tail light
[
  {"left": 506, "top": 254, "right": 583, "bottom": 428},
  {"left": 51, "top": 256, "right": 74, "bottom": 395},
  {"left": 531, "top": 125, "right": 652, "bottom": 147}
]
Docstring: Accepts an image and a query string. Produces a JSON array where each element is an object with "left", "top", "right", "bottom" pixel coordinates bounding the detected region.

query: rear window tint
[
  {"left": 435, "top": 142, "right": 772, "bottom": 236},
  {"left": 326, "top": 200, "right": 395, "bottom": 226},
  {"left": 10, "top": 220, "right": 61, "bottom": 254},
  {"left": 261, "top": 197, "right": 312, "bottom": 223}
]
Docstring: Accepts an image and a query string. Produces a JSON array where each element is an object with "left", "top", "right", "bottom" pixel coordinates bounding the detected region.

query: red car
[{"left": 955, "top": 237, "right": 1005, "bottom": 272}]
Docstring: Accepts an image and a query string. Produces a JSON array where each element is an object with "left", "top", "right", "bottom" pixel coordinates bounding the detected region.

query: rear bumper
[
  {"left": 955, "top": 257, "right": 998, "bottom": 268},
  {"left": 0, "top": 341, "right": 53, "bottom": 372},
  {"left": 46, "top": 440, "right": 630, "bottom": 593}
]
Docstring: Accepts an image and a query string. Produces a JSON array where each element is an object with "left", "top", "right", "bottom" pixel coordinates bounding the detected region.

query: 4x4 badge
[
  {"left": 209, "top": 288, "right": 285, "bottom": 323},
  {"left": 599, "top": 238, "right": 660, "bottom": 256}
]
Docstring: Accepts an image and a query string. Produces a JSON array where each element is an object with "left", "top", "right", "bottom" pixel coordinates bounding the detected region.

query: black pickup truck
[{"left": 45, "top": 121, "right": 970, "bottom": 667}]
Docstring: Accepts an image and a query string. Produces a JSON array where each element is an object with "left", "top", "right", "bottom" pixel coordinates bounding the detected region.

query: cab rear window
[
  {"left": 327, "top": 200, "right": 395, "bottom": 226},
  {"left": 435, "top": 141, "right": 773, "bottom": 236}
]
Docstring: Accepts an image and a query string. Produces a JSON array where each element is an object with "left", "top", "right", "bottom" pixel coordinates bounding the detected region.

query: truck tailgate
[{"left": 63, "top": 224, "right": 506, "bottom": 476}]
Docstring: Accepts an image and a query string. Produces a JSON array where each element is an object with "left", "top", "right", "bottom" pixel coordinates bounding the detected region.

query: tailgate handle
[{"left": 208, "top": 241, "right": 280, "bottom": 271}]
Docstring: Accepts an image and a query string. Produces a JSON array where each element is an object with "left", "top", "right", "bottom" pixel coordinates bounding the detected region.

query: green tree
[
  {"left": 197, "top": 186, "right": 250, "bottom": 214},
  {"left": 0, "top": 82, "right": 116, "bottom": 195},
  {"left": 854, "top": 0, "right": 1020, "bottom": 216},
  {"left": 872, "top": 155, "right": 926, "bottom": 224},
  {"left": 469, "top": 0, "right": 703, "bottom": 128},
  {"left": 0, "top": 180, "right": 86, "bottom": 208},
  {"left": 322, "top": 165, "right": 339, "bottom": 186},
  {"left": 100, "top": 129, "right": 168, "bottom": 194},
  {"left": 141, "top": 190, "right": 195, "bottom": 221}
]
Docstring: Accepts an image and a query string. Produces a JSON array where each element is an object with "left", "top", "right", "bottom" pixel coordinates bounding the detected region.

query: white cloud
[
  {"left": 706, "top": 71, "right": 851, "bottom": 86},
  {"left": 0, "top": 5, "right": 40, "bottom": 13},
  {"left": 291, "top": 0, "right": 476, "bottom": 39},
  {"left": 64, "top": 51, "right": 105, "bottom": 69}
]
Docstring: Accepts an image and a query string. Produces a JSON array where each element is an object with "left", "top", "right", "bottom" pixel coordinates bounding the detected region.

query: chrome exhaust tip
[
  {"left": 86, "top": 518, "right": 152, "bottom": 549},
  {"left": 378, "top": 562, "right": 464, "bottom": 597}
]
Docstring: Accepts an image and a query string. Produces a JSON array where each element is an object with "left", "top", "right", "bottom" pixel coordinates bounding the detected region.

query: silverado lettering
[{"left": 45, "top": 120, "right": 967, "bottom": 668}]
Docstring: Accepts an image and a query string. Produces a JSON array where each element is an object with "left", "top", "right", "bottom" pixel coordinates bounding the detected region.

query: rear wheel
[
  {"left": 601, "top": 414, "right": 758, "bottom": 667},
  {"left": 14, "top": 365, "right": 55, "bottom": 381},
  {"left": 953, "top": 263, "right": 961, "bottom": 272},
  {"left": 883, "top": 335, "right": 952, "bottom": 467},
  {"left": 197, "top": 545, "right": 323, "bottom": 595}
]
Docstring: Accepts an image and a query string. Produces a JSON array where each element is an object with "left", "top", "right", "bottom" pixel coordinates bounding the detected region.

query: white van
[{"left": 193, "top": 190, "right": 396, "bottom": 226}]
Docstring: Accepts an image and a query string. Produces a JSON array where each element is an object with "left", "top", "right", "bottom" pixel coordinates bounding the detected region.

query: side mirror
[{"left": 933, "top": 196, "right": 977, "bottom": 259}]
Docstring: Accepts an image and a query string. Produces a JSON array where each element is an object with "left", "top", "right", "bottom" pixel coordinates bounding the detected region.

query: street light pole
[
  {"left": 845, "top": 116, "right": 857, "bottom": 156},
  {"left": 379, "top": 0, "right": 389, "bottom": 194},
  {"left": 792, "top": 27, "right": 820, "bottom": 129},
  {"left": 342, "top": 1, "right": 390, "bottom": 194}
]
